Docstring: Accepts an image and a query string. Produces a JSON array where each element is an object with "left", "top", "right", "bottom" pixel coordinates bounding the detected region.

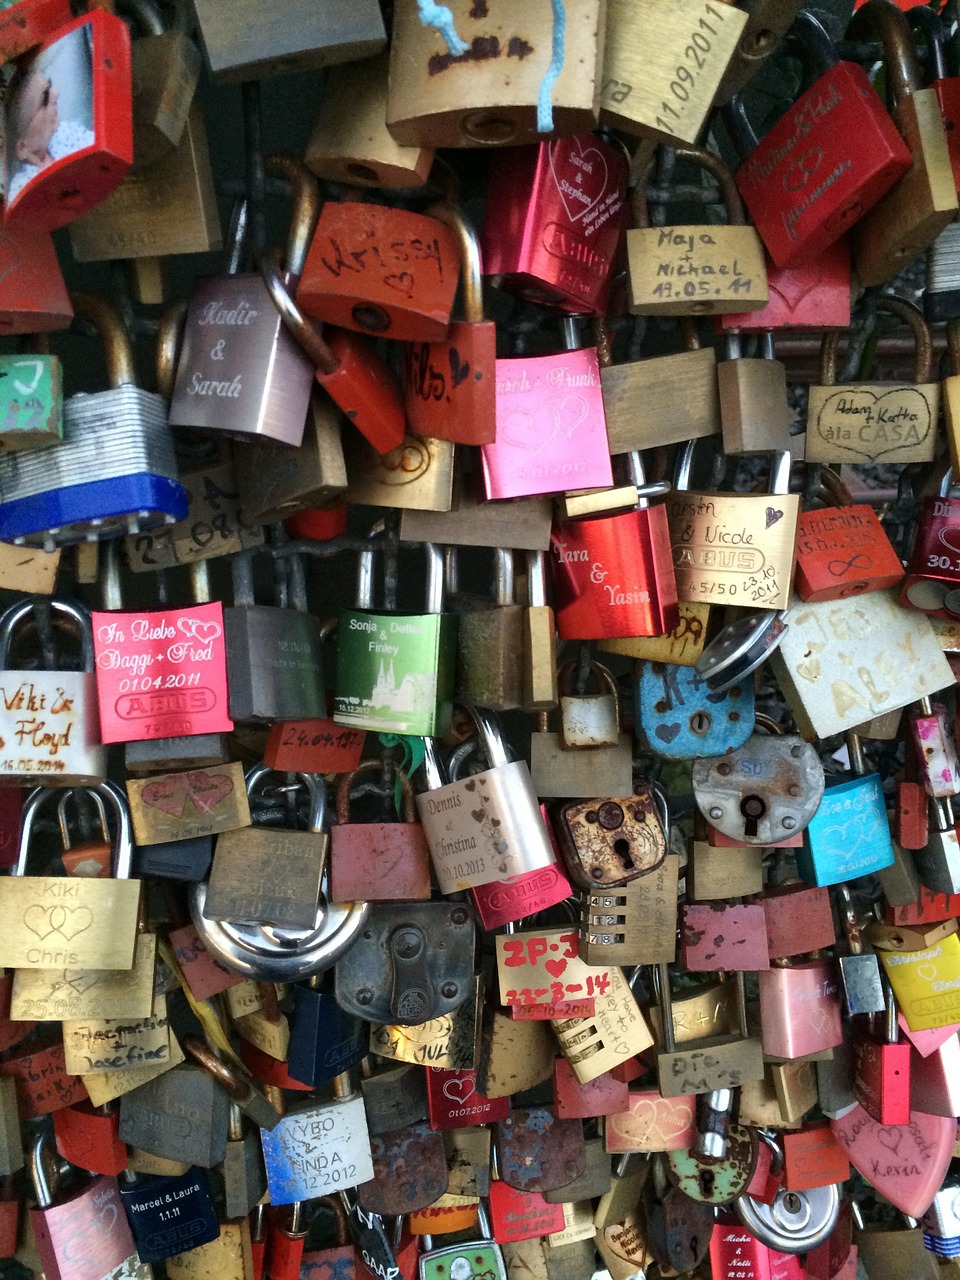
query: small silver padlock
[{"left": 559, "top": 660, "right": 621, "bottom": 749}]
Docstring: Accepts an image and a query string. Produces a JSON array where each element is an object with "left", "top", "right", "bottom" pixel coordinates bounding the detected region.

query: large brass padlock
[{"left": 386, "top": 0, "right": 604, "bottom": 149}]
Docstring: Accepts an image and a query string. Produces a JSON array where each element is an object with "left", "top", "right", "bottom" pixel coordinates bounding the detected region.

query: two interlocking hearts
[{"left": 142, "top": 770, "right": 234, "bottom": 819}]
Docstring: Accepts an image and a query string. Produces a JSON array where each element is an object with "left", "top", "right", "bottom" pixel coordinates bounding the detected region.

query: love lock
[
  {"left": 735, "top": 1182, "right": 840, "bottom": 1254},
  {"left": 188, "top": 764, "right": 368, "bottom": 981}
]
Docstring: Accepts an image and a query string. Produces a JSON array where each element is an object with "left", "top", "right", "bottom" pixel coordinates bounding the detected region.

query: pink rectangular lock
[
  {"left": 680, "top": 902, "right": 770, "bottom": 972},
  {"left": 481, "top": 344, "right": 613, "bottom": 501},
  {"left": 758, "top": 959, "right": 844, "bottom": 1059},
  {"left": 604, "top": 1089, "right": 697, "bottom": 1153},
  {"left": 910, "top": 1034, "right": 960, "bottom": 1116}
]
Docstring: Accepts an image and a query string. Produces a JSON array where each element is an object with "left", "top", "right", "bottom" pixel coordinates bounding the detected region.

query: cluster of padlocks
[{"left": 10, "top": 0, "right": 960, "bottom": 1277}]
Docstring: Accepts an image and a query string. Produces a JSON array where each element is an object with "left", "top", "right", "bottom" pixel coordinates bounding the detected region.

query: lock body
[
  {"left": 901, "top": 495, "right": 960, "bottom": 617},
  {"left": 799, "top": 774, "right": 896, "bottom": 885},
  {"left": 692, "top": 734, "right": 824, "bottom": 845},
  {"left": 224, "top": 603, "right": 325, "bottom": 723},
  {"left": 758, "top": 961, "right": 844, "bottom": 1059},
  {"left": 635, "top": 661, "right": 755, "bottom": 758},
  {"left": 0, "top": 353, "right": 62, "bottom": 452},
  {"left": 120, "top": 1167, "right": 220, "bottom": 1263},
  {"left": 796, "top": 502, "right": 905, "bottom": 601}
]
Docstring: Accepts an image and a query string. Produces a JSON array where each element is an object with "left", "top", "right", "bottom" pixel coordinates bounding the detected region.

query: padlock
[
  {"left": 68, "top": 97, "right": 221, "bottom": 269},
  {"left": 262, "top": 1072, "right": 376, "bottom": 1205},
  {"left": 643, "top": 1154, "right": 715, "bottom": 1272},
  {"left": 330, "top": 760, "right": 431, "bottom": 903},
  {"left": 260, "top": 246, "right": 407, "bottom": 457},
  {"left": 343, "top": 418, "right": 456, "bottom": 512},
  {"left": 717, "top": 330, "right": 791, "bottom": 455},
  {"left": 795, "top": 467, "right": 904, "bottom": 602},
  {"left": 3, "top": 9, "right": 133, "bottom": 231},
  {"left": 551, "top": 965, "right": 654, "bottom": 1084},
  {"left": 806, "top": 295, "right": 939, "bottom": 467},
  {"left": 418, "top": 705, "right": 555, "bottom": 894},
  {"left": 480, "top": 130, "right": 628, "bottom": 316},
  {"left": 847, "top": 0, "right": 958, "bottom": 287},
  {"left": 335, "top": 900, "right": 476, "bottom": 1026},
  {"left": 51, "top": 1096, "right": 123, "bottom": 1177},
  {"left": 0, "top": 781, "right": 139, "bottom": 970},
  {"left": 554, "top": 779, "right": 667, "bottom": 890},
  {"left": 521, "top": 550, "right": 558, "bottom": 713},
  {"left": 550, "top": 450, "right": 678, "bottom": 641},
  {"left": 0, "top": 292, "right": 187, "bottom": 547},
  {"left": 758, "top": 952, "right": 843, "bottom": 1059},
  {"left": 600, "top": 309, "right": 721, "bottom": 455},
  {"left": 664, "top": 1124, "right": 759, "bottom": 1207},
  {"left": 830, "top": 1102, "right": 954, "bottom": 1217},
  {"left": 634, "top": 656, "right": 755, "bottom": 759},
  {"left": 126, "top": 758, "right": 250, "bottom": 849},
  {"left": 0, "top": 597, "right": 106, "bottom": 786},
  {"left": 118, "top": 1059, "right": 229, "bottom": 1167},
  {"left": 756, "top": 881, "right": 835, "bottom": 962},
  {"left": 692, "top": 713, "right": 824, "bottom": 845},
  {"left": 120, "top": 1165, "right": 220, "bottom": 1263},
  {"left": 297, "top": 194, "right": 460, "bottom": 343},
  {"left": 223, "top": 547, "right": 324, "bottom": 723},
  {"left": 388, "top": 1, "right": 602, "bottom": 149},
  {"left": 0, "top": 223, "right": 73, "bottom": 337},
  {"left": 489, "top": 1180, "right": 564, "bottom": 1244},
  {"left": 681, "top": 900, "right": 770, "bottom": 972},
  {"left": 910, "top": 696, "right": 960, "bottom": 797},
  {"left": 922, "top": 1180, "right": 960, "bottom": 1257},
  {"left": 852, "top": 977, "right": 911, "bottom": 1126},
  {"left": 668, "top": 442, "right": 800, "bottom": 611},
  {"left": 494, "top": 1109, "right": 587, "bottom": 1195},
  {"left": 853, "top": 1202, "right": 941, "bottom": 1280},
  {"left": 481, "top": 314, "right": 614, "bottom": 501},
  {"left": 732, "top": 9, "right": 910, "bottom": 268},
  {"left": 371, "top": 973, "right": 484, "bottom": 1074},
  {"left": 335, "top": 542, "right": 456, "bottom": 738},
  {"left": 909, "top": 4, "right": 960, "bottom": 196},
  {"left": 800, "top": 732, "right": 898, "bottom": 885},
  {"left": 835, "top": 885, "right": 885, "bottom": 1017},
  {"left": 771, "top": 588, "right": 954, "bottom": 741},
  {"left": 579, "top": 845, "right": 680, "bottom": 966},
  {"left": 169, "top": 156, "right": 318, "bottom": 446},
  {"left": 687, "top": 835, "right": 763, "bottom": 902},
  {"left": 710, "top": 1217, "right": 790, "bottom": 1280},
  {"left": 404, "top": 204, "right": 495, "bottom": 447},
  {"left": 913, "top": 796, "right": 960, "bottom": 896},
  {"left": 628, "top": 145, "right": 768, "bottom": 315},
  {"left": 357, "top": 1121, "right": 449, "bottom": 1216},
  {"left": 190, "top": 0, "right": 385, "bottom": 80},
  {"left": 900, "top": 468, "right": 960, "bottom": 618},
  {"left": 735, "top": 1181, "right": 841, "bottom": 1257},
  {"left": 417, "top": 1202, "right": 507, "bottom": 1280},
  {"left": 28, "top": 1132, "right": 138, "bottom": 1280},
  {"left": 222, "top": 1100, "right": 267, "bottom": 1220},
  {"left": 301, "top": 1195, "right": 358, "bottom": 1280},
  {"left": 426, "top": 1066, "right": 509, "bottom": 1131},
  {"left": 655, "top": 966, "right": 764, "bottom": 1097},
  {"left": 600, "top": 0, "right": 747, "bottom": 143},
  {"left": 0, "top": 0, "right": 72, "bottom": 62},
  {"left": 455, "top": 548, "right": 524, "bottom": 710},
  {"left": 0, "top": 334, "right": 62, "bottom": 452}
]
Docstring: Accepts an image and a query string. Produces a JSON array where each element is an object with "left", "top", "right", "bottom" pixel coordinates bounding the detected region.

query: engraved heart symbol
[
  {"left": 766, "top": 507, "right": 784, "bottom": 528},
  {"left": 622, "top": 1096, "right": 694, "bottom": 1145},
  {"left": 185, "top": 770, "right": 233, "bottom": 814},
  {"left": 449, "top": 347, "right": 470, "bottom": 389},
  {"left": 877, "top": 1126, "right": 903, "bottom": 1154},
  {"left": 177, "top": 616, "right": 222, "bottom": 642},
  {"left": 23, "top": 904, "right": 55, "bottom": 940},
  {"left": 938, "top": 524, "right": 960, "bottom": 557},
  {"left": 814, "top": 387, "right": 933, "bottom": 463},
  {"left": 794, "top": 658, "right": 821, "bottom": 683},
  {"left": 142, "top": 776, "right": 188, "bottom": 818},
  {"left": 463, "top": 780, "right": 476, "bottom": 792},
  {"left": 63, "top": 970, "right": 101, "bottom": 995},
  {"left": 918, "top": 963, "right": 938, "bottom": 982},
  {"left": 821, "top": 810, "right": 883, "bottom": 859},
  {"left": 545, "top": 957, "right": 567, "bottom": 979},
  {"left": 441, "top": 1076, "right": 476, "bottom": 1105},
  {"left": 384, "top": 271, "right": 414, "bottom": 298},
  {"left": 655, "top": 723, "right": 681, "bottom": 744},
  {"left": 24, "top": 904, "right": 92, "bottom": 941},
  {"left": 471, "top": 808, "right": 486, "bottom": 823},
  {"left": 769, "top": 266, "right": 823, "bottom": 313},
  {"left": 548, "top": 137, "right": 609, "bottom": 224}
]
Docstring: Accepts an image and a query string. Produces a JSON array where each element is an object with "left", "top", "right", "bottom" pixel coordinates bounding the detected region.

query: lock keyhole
[
  {"left": 740, "top": 794, "right": 766, "bottom": 839},
  {"left": 698, "top": 1168, "right": 715, "bottom": 1197},
  {"left": 613, "top": 837, "right": 634, "bottom": 871}
]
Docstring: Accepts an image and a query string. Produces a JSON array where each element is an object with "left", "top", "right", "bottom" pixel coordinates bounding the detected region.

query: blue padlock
[
  {"left": 634, "top": 660, "right": 755, "bottom": 759},
  {"left": 119, "top": 1168, "right": 220, "bottom": 1263},
  {"left": 798, "top": 732, "right": 896, "bottom": 886},
  {"left": 288, "top": 973, "right": 367, "bottom": 1087}
]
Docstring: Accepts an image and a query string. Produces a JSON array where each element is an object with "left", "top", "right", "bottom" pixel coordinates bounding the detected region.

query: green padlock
[
  {"left": 334, "top": 541, "right": 457, "bottom": 737},
  {"left": 0, "top": 338, "right": 62, "bottom": 452}
]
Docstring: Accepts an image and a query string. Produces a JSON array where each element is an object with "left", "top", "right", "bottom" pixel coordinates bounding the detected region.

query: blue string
[
  {"left": 537, "top": 0, "right": 566, "bottom": 133},
  {"left": 417, "top": 0, "right": 470, "bottom": 56}
]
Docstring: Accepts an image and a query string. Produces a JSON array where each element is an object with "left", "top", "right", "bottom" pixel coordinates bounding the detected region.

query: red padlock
[
  {"left": 425, "top": 1067, "right": 509, "bottom": 1131},
  {"left": 3, "top": 10, "right": 133, "bottom": 232},
  {"left": 0, "top": 1035, "right": 87, "bottom": 1117},
  {"left": 481, "top": 132, "right": 629, "bottom": 317},
  {"left": 0, "top": 0, "right": 72, "bottom": 62},
  {"left": 300, "top": 1196, "right": 356, "bottom": 1280},
  {"left": 52, "top": 1100, "right": 126, "bottom": 1176},
  {"left": 900, "top": 470, "right": 960, "bottom": 618},
  {"left": 852, "top": 981, "right": 912, "bottom": 1125},
  {"left": 329, "top": 761, "right": 432, "bottom": 903},
  {"left": 265, "top": 1203, "right": 309, "bottom": 1280},
  {"left": 731, "top": 10, "right": 910, "bottom": 268},
  {"left": 908, "top": 5, "right": 960, "bottom": 193},
  {"left": 794, "top": 469, "right": 904, "bottom": 602},
  {"left": 0, "top": 225, "right": 73, "bottom": 335},
  {"left": 552, "top": 1056, "right": 629, "bottom": 1119}
]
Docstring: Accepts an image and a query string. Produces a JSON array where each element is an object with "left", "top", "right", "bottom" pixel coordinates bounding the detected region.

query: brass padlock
[{"left": 555, "top": 782, "right": 667, "bottom": 890}]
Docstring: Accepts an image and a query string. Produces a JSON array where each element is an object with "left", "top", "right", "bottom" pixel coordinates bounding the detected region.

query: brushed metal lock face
[
  {"left": 692, "top": 735, "right": 824, "bottom": 845},
  {"left": 335, "top": 902, "right": 476, "bottom": 1026}
]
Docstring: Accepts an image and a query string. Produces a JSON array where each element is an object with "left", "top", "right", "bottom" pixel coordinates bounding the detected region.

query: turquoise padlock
[
  {"left": 798, "top": 732, "right": 895, "bottom": 885},
  {"left": 634, "top": 660, "right": 755, "bottom": 759}
]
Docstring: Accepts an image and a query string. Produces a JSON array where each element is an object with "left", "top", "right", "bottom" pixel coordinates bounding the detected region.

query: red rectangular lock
[
  {"left": 896, "top": 779, "right": 930, "bottom": 849},
  {"left": 762, "top": 883, "right": 836, "bottom": 959},
  {"left": 4, "top": 10, "right": 133, "bottom": 232},
  {"left": 900, "top": 495, "right": 960, "bottom": 617},
  {"left": 329, "top": 764, "right": 432, "bottom": 903},
  {"left": 781, "top": 1123, "right": 850, "bottom": 1191},
  {"left": 425, "top": 1068, "right": 509, "bottom": 1130},
  {"left": 550, "top": 507, "right": 679, "bottom": 641},
  {"left": 0, "top": 1035, "right": 87, "bottom": 1117},
  {"left": 471, "top": 863, "right": 572, "bottom": 931},
  {"left": 680, "top": 902, "right": 770, "bottom": 972},
  {"left": 489, "top": 1181, "right": 565, "bottom": 1243},
  {"left": 794, "top": 503, "right": 904, "bottom": 602},
  {"left": 852, "top": 1034, "right": 912, "bottom": 1125},
  {"left": 718, "top": 240, "right": 851, "bottom": 331},
  {"left": 733, "top": 55, "right": 910, "bottom": 268},
  {"left": 480, "top": 134, "right": 629, "bottom": 317},
  {"left": 886, "top": 889, "right": 960, "bottom": 926},
  {"left": 264, "top": 719, "right": 365, "bottom": 774},
  {"left": 0, "top": 0, "right": 73, "bottom": 62},
  {"left": 552, "top": 1057, "right": 629, "bottom": 1119}
]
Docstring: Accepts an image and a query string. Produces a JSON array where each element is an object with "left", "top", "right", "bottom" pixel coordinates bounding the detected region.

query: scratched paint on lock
[
  {"left": 0, "top": 354, "right": 60, "bottom": 445},
  {"left": 799, "top": 773, "right": 896, "bottom": 885},
  {"left": 261, "top": 1097, "right": 374, "bottom": 1205}
]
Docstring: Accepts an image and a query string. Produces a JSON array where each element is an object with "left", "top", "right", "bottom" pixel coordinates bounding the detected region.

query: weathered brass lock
[{"left": 554, "top": 783, "right": 667, "bottom": 890}]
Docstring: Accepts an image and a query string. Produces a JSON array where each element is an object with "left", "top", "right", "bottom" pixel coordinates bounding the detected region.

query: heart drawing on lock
[
  {"left": 548, "top": 137, "right": 610, "bottom": 224},
  {"left": 820, "top": 808, "right": 882, "bottom": 855},
  {"left": 499, "top": 396, "right": 590, "bottom": 456},
  {"left": 545, "top": 957, "right": 567, "bottom": 979},
  {"left": 917, "top": 963, "right": 938, "bottom": 982},
  {"left": 177, "top": 616, "right": 222, "bottom": 643},
  {"left": 23, "top": 904, "right": 93, "bottom": 942},
  {"left": 142, "top": 771, "right": 233, "bottom": 818},
  {"left": 184, "top": 770, "right": 234, "bottom": 814},
  {"left": 814, "top": 388, "right": 933, "bottom": 462},
  {"left": 766, "top": 508, "right": 783, "bottom": 528},
  {"left": 613, "top": 1096, "right": 695, "bottom": 1147},
  {"left": 442, "top": 1076, "right": 476, "bottom": 1105}
]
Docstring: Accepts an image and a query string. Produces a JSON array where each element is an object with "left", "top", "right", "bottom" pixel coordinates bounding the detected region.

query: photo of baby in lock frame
[{"left": 4, "top": 18, "right": 95, "bottom": 209}]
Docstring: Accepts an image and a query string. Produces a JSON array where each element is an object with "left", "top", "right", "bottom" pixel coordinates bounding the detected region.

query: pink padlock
[{"left": 758, "top": 958, "right": 844, "bottom": 1059}]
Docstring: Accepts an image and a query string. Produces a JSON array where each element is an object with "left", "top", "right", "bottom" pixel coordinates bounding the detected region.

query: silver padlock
[
  {"left": 691, "top": 713, "right": 824, "bottom": 845},
  {"left": 913, "top": 797, "right": 960, "bottom": 895},
  {"left": 736, "top": 1180, "right": 840, "bottom": 1255},
  {"left": 559, "top": 660, "right": 621, "bottom": 749}
]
